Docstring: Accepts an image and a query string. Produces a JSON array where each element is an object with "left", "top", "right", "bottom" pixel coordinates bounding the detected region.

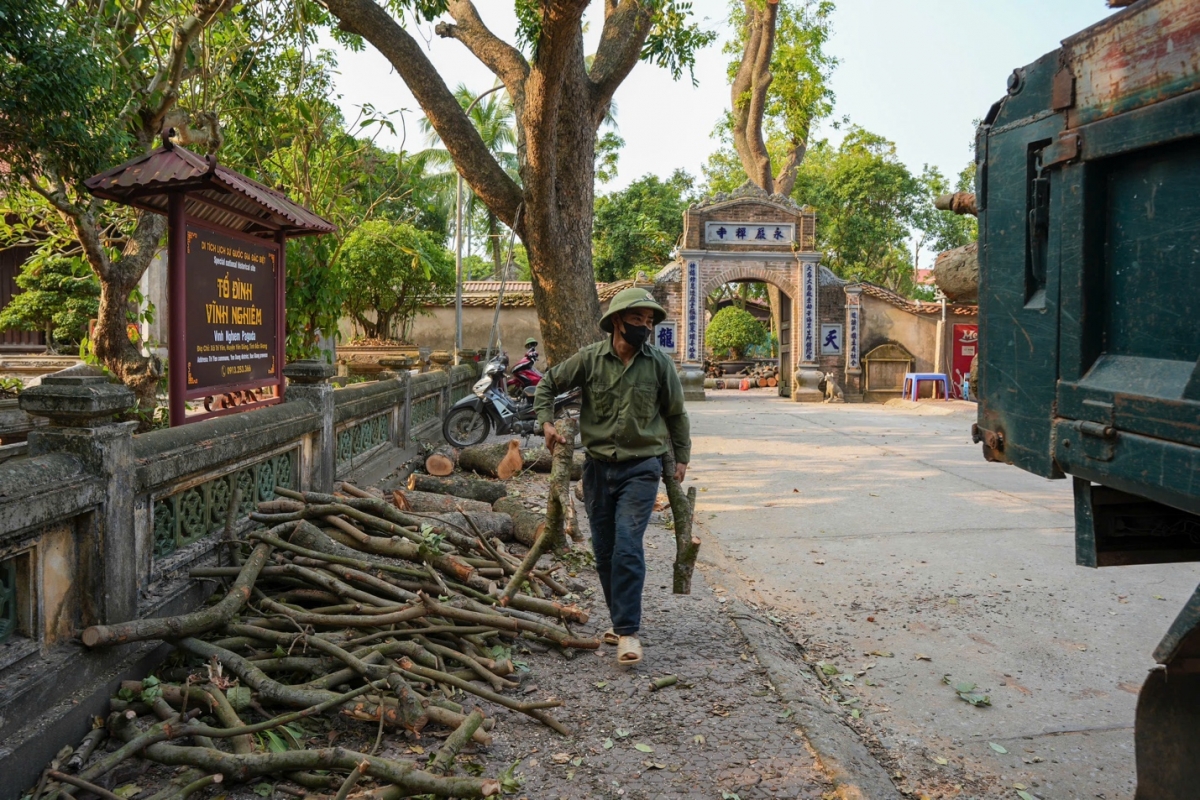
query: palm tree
[{"left": 420, "top": 85, "right": 519, "bottom": 279}]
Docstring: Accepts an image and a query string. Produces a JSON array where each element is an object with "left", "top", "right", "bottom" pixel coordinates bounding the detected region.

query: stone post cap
[
  {"left": 283, "top": 359, "right": 336, "bottom": 384},
  {"left": 20, "top": 364, "right": 135, "bottom": 426}
]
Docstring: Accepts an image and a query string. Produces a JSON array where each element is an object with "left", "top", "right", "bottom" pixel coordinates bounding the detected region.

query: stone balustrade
[{"left": 0, "top": 359, "right": 478, "bottom": 795}]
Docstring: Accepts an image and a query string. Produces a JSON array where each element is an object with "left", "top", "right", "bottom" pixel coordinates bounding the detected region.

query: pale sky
[{"left": 327, "top": 1, "right": 1115, "bottom": 195}]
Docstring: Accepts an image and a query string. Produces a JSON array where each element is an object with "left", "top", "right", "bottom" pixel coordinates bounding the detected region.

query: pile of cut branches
[{"left": 31, "top": 423, "right": 595, "bottom": 799}]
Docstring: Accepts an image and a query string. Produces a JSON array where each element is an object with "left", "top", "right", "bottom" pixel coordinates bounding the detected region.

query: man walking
[{"left": 534, "top": 288, "right": 690, "bottom": 666}]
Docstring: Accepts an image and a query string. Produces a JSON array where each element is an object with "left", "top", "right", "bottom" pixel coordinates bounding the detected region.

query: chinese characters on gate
[
  {"left": 846, "top": 301, "right": 861, "bottom": 370},
  {"left": 704, "top": 221, "right": 795, "bottom": 246},
  {"left": 686, "top": 261, "right": 701, "bottom": 362},
  {"left": 655, "top": 322, "right": 677, "bottom": 353},
  {"left": 802, "top": 262, "right": 817, "bottom": 363}
]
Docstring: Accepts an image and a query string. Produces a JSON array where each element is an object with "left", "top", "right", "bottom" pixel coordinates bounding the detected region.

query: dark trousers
[{"left": 581, "top": 455, "right": 662, "bottom": 636}]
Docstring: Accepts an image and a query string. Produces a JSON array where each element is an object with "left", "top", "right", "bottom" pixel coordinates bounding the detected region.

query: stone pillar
[
  {"left": 792, "top": 258, "right": 824, "bottom": 402},
  {"left": 20, "top": 365, "right": 138, "bottom": 626},
  {"left": 844, "top": 286, "right": 863, "bottom": 401},
  {"left": 681, "top": 259, "right": 706, "bottom": 401},
  {"left": 283, "top": 360, "right": 336, "bottom": 493}
]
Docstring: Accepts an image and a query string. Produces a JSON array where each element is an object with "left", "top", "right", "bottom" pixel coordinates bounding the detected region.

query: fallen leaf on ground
[
  {"left": 1017, "top": 792, "right": 1036, "bottom": 800},
  {"left": 915, "top": 654, "right": 931, "bottom": 661},
  {"left": 988, "top": 742, "right": 1008, "bottom": 754},
  {"left": 114, "top": 785, "right": 142, "bottom": 799},
  {"left": 869, "top": 650, "right": 894, "bottom": 658},
  {"left": 693, "top": 734, "right": 705, "bottom": 745},
  {"left": 603, "top": 738, "right": 614, "bottom": 750},
  {"left": 933, "top": 756, "right": 949, "bottom": 765},
  {"left": 633, "top": 743, "right": 654, "bottom": 753},
  {"left": 615, "top": 728, "right": 631, "bottom": 739},
  {"left": 643, "top": 760, "right": 666, "bottom": 769},
  {"left": 814, "top": 559, "right": 826, "bottom": 565},
  {"left": 552, "top": 753, "right": 571, "bottom": 764}
]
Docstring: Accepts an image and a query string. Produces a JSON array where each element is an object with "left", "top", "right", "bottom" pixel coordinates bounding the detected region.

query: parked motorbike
[
  {"left": 506, "top": 347, "right": 542, "bottom": 397},
  {"left": 443, "top": 353, "right": 580, "bottom": 448}
]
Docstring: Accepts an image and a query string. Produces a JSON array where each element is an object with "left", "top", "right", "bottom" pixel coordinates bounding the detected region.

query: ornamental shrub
[
  {"left": 338, "top": 220, "right": 454, "bottom": 342},
  {"left": 705, "top": 306, "right": 767, "bottom": 359}
]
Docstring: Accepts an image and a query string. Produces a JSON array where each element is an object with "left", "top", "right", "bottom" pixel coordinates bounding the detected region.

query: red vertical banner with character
[{"left": 951, "top": 324, "right": 978, "bottom": 399}]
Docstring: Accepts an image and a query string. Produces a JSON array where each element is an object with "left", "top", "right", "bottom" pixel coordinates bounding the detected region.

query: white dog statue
[{"left": 823, "top": 372, "right": 844, "bottom": 403}]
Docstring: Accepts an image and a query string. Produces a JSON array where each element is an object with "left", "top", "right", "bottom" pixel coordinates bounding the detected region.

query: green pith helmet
[
  {"left": 525, "top": 337, "right": 538, "bottom": 348},
  {"left": 600, "top": 287, "right": 666, "bottom": 333}
]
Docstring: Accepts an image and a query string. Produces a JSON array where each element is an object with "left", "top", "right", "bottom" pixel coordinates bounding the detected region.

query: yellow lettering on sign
[{"left": 205, "top": 303, "right": 229, "bottom": 324}]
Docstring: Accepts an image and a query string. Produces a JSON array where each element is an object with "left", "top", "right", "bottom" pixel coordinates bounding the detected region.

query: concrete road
[{"left": 686, "top": 392, "right": 1198, "bottom": 800}]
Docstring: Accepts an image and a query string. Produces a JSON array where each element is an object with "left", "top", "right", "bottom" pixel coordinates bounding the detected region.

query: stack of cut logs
[
  {"left": 30, "top": 419, "right": 698, "bottom": 800},
  {"left": 705, "top": 363, "right": 780, "bottom": 390}
]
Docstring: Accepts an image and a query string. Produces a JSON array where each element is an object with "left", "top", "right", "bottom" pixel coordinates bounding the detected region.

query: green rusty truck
[{"left": 970, "top": 0, "right": 1200, "bottom": 796}]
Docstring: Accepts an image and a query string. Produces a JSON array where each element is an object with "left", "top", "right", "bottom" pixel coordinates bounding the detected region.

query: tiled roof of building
[
  {"left": 853, "top": 282, "right": 977, "bottom": 316},
  {"left": 428, "top": 279, "right": 639, "bottom": 308}
]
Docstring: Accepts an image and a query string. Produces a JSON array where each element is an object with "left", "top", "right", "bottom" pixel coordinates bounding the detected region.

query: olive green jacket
[{"left": 533, "top": 338, "right": 690, "bottom": 464}]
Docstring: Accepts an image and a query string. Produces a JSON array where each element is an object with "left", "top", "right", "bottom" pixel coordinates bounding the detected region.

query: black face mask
[{"left": 619, "top": 322, "right": 652, "bottom": 348}]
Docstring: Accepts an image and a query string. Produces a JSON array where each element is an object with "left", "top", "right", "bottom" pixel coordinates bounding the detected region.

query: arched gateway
[{"left": 653, "top": 184, "right": 853, "bottom": 402}]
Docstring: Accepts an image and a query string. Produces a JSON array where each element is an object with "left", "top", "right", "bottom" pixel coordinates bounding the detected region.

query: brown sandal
[
  {"left": 601, "top": 629, "right": 619, "bottom": 646},
  {"left": 617, "top": 635, "right": 643, "bottom": 666}
]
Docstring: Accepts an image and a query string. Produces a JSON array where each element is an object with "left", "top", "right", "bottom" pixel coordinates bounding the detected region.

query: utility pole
[{"left": 454, "top": 84, "right": 504, "bottom": 365}]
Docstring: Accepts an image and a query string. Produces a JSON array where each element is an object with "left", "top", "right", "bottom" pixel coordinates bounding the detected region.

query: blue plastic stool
[{"left": 903, "top": 372, "right": 949, "bottom": 401}]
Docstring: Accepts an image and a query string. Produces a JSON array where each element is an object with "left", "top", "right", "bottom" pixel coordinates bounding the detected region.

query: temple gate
[{"left": 654, "top": 184, "right": 837, "bottom": 401}]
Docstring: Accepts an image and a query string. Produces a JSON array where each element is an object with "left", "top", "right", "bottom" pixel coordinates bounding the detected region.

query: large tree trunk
[
  {"left": 322, "top": 0, "right": 656, "bottom": 364},
  {"left": 519, "top": 31, "right": 604, "bottom": 363},
  {"left": 731, "top": 0, "right": 779, "bottom": 194},
  {"left": 78, "top": 210, "right": 165, "bottom": 415}
]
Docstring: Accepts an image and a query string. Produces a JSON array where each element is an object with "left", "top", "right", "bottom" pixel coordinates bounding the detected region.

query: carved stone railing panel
[
  {"left": 335, "top": 412, "right": 391, "bottom": 473},
  {"left": 152, "top": 449, "right": 296, "bottom": 559}
]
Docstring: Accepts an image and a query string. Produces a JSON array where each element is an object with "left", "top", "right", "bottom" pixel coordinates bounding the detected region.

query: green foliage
[
  {"left": 595, "top": 131, "right": 625, "bottom": 185},
  {"left": 911, "top": 162, "right": 977, "bottom": 259},
  {"left": 790, "top": 127, "right": 922, "bottom": 292},
  {"left": 592, "top": 170, "right": 694, "bottom": 282},
  {"left": 706, "top": 307, "right": 767, "bottom": 359},
  {"left": 218, "top": 39, "right": 447, "bottom": 359},
  {"left": 642, "top": 0, "right": 719, "bottom": 85},
  {"left": 0, "top": 255, "right": 99, "bottom": 351},
  {"left": 0, "top": 0, "right": 132, "bottom": 184},
  {"left": 0, "top": 377, "right": 23, "bottom": 398},
  {"left": 338, "top": 220, "right": 455, "bottom": 342}
]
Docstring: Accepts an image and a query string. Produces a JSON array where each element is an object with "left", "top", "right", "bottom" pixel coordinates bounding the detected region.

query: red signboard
[
  {"left": 167, "top": 194, "right": 287, "bottom": 425},
  {"left": 184, "top": 222, "right": 279, "bottom": 396},
  {"left": 951, "top": 324, "right": 978, "bottom": 399}
]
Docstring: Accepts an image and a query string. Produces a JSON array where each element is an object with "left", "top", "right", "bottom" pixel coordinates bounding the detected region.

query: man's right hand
[{"left": 543, "top": 422, "right": 567, "bottom": 453}]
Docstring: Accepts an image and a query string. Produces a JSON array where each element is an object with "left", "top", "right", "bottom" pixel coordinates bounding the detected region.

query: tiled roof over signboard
[{"left": 85, "top": 143, "right": 334, "bottom": 238}]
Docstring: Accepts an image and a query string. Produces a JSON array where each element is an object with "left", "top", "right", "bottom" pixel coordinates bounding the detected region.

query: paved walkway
[{"left": 687, "top": 393, "right": 1198, "bottom": 800}]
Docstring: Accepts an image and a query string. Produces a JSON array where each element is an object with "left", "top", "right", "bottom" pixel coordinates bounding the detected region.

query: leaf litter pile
[{"left": 23, "top": 420, "right": 657, "bottom": 799}]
